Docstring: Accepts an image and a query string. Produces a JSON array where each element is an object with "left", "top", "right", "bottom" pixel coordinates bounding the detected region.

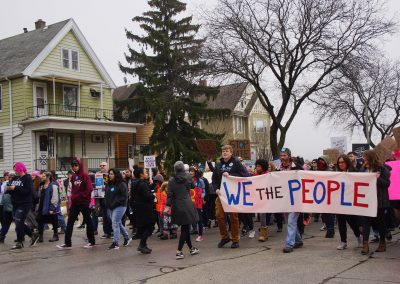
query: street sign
[
  {"left": 228, "top": 139, "right": 251, "bottom": 160},
  {"left": 144, "top": 155, "right": 156, "bottom": 168}
]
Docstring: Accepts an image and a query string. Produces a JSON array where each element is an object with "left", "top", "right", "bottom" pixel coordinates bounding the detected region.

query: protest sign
[
  {"left": 393, "top": 127, "right": 400, "bottom": 148},
  {"left": 195, "top": 139, "right": 217, "bottom": 156},
  {"left": 323, "top": 149, "right": 340, "bottom": 163},
  {"left": 219, "top": 171, "right": 377, "bottom": 217},
  {"left": 386, "top": 160, "right": 400, "bottom": 200},
  {"left": 331, "top": 136, "right": 347, "bottom": 154},
  {"left": 92, "top": 173, "right": 105, "bottom": 198},
  {"left": 352, "top": 144, "right": 369, "bottom": 159},
  {"left": 144, "top": 155, "right": 156, "bottom": 169},
  {"left": 229, "top": 140, "right": 251, "bottom": 160}
]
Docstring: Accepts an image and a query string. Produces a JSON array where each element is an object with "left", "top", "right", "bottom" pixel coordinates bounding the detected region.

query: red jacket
[{"left": 71, "top": 159, "right": 93, "bottom": 206}]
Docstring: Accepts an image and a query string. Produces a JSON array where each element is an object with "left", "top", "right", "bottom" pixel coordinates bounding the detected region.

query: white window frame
[
  {"left": 254, "top": 119, "right": 266, "bottom": 133},
  {"left": 0, "top": 133, "right": 3, "bottom": 160},
  {"left": 235, "top": 116, "right": 243, "bottom": 134},
  {"left": 62, "top": 84, "right": 80, "bottom": 111},
  {"left": 61, "top": 47, "right": 80, "bottom": 71},
  {"left": 0, "top": 84, "right": 2, "bottom": 112}
]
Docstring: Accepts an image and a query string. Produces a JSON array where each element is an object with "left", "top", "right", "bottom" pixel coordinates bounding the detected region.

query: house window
[
  {"left": 61, "top": 48, "right": 79, "bottom": 70},
  {"left": 254, "top": 119, "right": 266, "bottom": 133},
  {"left": 0, "top": 134, "right": 3, "bottom": 160},
  {"left": 63, "top": 85, "right": 79, "bottom": 111},
  {"left": 235, "top": 116, "right": 243, "bottom": 133}
]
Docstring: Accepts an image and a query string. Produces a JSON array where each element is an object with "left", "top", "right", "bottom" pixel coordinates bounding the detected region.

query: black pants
[
  {"left": 362, "top": 208, "right": 386, "bottom": 242},
  {"left": 239, "top": 213, "right": 254, "bottom": 231},
  {"left": 337, "top": 214, "right": 360, "bottom": 243},
  {"left": 207, "top": 195, "right": 217, "bottom": 220},
  {"left": 275, "top": 213, "right": 283, "bottom": 229},
  {"left": 37, "top": 213, "right": 58, "bottom": 235},
  {"left": 178, "top": 224, "right": 193, "bottom": 251},
  {"left": 137, "top": 224, "right": 153, "bottom": 248},
  {"left": 65, "top": 204, "right": 95, "bottom": 246}
]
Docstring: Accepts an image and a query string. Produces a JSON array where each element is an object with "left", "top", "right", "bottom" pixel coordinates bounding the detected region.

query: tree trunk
[{"left": 270, "top": 122, "right": 280, "bottom": 159}]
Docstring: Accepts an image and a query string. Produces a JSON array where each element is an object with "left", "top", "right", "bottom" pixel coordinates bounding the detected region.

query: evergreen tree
[{"left": 120, "top": 0, "right": 229, "bottom": 172}]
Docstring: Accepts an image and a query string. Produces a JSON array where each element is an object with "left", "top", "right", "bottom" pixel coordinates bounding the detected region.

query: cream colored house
[{"left": 200, "top": 82, "right": 271, "bottom": 160}]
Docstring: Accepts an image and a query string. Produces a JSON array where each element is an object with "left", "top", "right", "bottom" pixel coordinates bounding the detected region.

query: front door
[
  {"left": 33, "top": 82, "right": 48, "bottom": 117},
  {"left": 36, "top": 132, "right": 49, "bottom": 170}
]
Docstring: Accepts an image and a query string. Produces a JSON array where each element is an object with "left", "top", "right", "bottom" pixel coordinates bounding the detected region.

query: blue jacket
[{"left": 40, "top": 182, "right": 60, "bottom": 215}]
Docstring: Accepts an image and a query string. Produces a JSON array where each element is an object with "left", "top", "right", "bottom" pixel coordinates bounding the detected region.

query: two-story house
[
  {"left": 0, "top": 19, "right": 142, "bottom": 172},
  {"left": 200, "top": 82, "right": 272, "bottom": 160}
]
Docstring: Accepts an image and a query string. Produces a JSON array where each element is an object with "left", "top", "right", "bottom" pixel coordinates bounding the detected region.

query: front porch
[{"left": 19, "top": 116, "right": 140, "bottom": 172}]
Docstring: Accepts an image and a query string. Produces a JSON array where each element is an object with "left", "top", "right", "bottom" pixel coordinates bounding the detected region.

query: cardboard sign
[
  {"left": 219, "top": 171, "right": 377, "bottom": 217},
  {"left": 374, "top": 137, "right": 396, "bottom": 162},
  {"left": 144, "top": 155, "right": 156, "bottom": 169},
  {"left": 229, "top": 139, "right": 251, "bottom": 160},
  {"left": 331, "top": 137, "right": 347, "bottom": 154},
  {"left": 92, "top": 173, "right": 106, "bottom": 198},
  {"left": 195, "top": 139, "right": 217, "bottom": 156},
  {"left": 352, "top": 144, "right": 370, "bottom": 159},
  {"left": 392, "top": 127, "right": 400, "bottom": 148},
  {"left": 323, "top": 149, "right": 340, "bottom": 163},
  {"left": 386, "top": 160, "right": 400, "bottom": 200}
]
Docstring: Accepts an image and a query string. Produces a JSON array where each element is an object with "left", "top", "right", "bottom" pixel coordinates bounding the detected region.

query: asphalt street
[{"left": 0, "top": 220, "right": 398, "bottom": 284}]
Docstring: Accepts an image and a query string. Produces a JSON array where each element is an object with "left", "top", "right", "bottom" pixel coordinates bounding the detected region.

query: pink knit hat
[{"left": 31, "top": 170, "right": 41, "bottom": 177}]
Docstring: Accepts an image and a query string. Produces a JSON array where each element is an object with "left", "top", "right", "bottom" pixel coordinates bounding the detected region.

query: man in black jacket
[{"left": 212, "top": 145, "right": 248, "bottom": 249}]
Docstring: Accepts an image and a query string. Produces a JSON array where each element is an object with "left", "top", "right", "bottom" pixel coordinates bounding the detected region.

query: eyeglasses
[{"left": 100, "top": 165, "right": 106, "bottom": 167}]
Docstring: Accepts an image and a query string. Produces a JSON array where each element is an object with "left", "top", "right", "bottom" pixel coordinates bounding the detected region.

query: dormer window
[{"left": 62, "top": 48, "right": 79, "bottom": 71}]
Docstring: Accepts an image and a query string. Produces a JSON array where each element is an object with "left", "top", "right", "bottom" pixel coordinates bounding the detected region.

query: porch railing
[
  {"left": 26, "top": 104, "right": 114, "bottom": 121},
  {"left": 34, "top": 157, "right": 131, "bottom": 172}
]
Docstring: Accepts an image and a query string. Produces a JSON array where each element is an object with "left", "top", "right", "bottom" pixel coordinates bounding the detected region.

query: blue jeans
[
  {"left": 324, "top": 214, "right": 335, "bottom": 232},
  {"left": 13, "top": 204, "right": 33, "bottom": 242},
  {"left": 108, "top": 207, "right": 129, "bottom": 245},
  {"left": 285, "top": 212, "right": 302, "bottom": 248},
  {"left": 58, "top": 212, "right": 67, "bottom": 231}
]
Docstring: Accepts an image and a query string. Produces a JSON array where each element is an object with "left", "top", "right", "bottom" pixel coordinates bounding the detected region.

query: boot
[
  {"left": 258, "top": 227, "right": 268, "bottom": 242},
  {"left": 49, "top": 233, "right": 59, "bottom": 242},
  {"left": 375, "top": 240, "right": 386, "bottom": 252},
  {"left": 361, "top": 241, "right": 369, "bottom": 255}
]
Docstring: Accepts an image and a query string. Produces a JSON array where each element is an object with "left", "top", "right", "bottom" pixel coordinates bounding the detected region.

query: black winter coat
[
  {"left": 105, "top": 182, "right": 128, "bottom": 210},
  {"left": 167, "top": 172, "right": 198, "bottom": 226},
  {"left": 9, "top": 174, "right": 33, "bottom": 207},
  {"left": 376, "top": 165, "right": 391, "bottom": 209},
  {"left": 132, "top": 179, "right": 155, "bottom": 227},
  {"left": 211, "top": 156, "right": 249, "bottom": 190}
]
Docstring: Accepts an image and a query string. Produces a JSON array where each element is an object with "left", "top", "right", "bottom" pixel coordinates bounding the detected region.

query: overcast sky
[{"left": 1, "top": 0, "right": 399, "bottom": 160}]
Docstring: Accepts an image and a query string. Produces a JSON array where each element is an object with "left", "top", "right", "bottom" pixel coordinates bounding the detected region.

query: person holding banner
[
  {"left": 361, "top": 150, "right": 391, "bottom": 254},
  {"left": 212, "top": 145, "right": 249, "bottom": 249},
  {"left": 253, "top": 159, "right": 269, "bottom": 242},
  {"left": 335, "top": 155, "right": 362, "bottom": 250},
  {"left": 279, "top": 148, "right": 303, "bottom": 253}
]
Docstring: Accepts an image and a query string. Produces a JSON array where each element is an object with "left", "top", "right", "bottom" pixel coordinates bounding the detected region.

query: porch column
[
  {"left": 52, "top": 77, "right": 55, "bottom": 105},
  {"left": 81, "top": 130, "right": 86, "bottom": 157},
  {"left": 100, "top": 83, "right": 103, "bottom": 109},
  {"left": 48, "top": 129, "right": 56, "bottom": 171}
]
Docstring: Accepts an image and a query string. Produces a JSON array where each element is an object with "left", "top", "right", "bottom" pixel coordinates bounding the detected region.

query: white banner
[{"left": 219, "top": 171, "right": 377, "bottom": 217}]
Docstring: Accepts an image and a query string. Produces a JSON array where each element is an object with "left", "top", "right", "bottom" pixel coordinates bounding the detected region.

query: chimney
[
  {"left": 199, "top": 79, "right": 208, "bottom": 87},
  {"left": 35, "top": 19, "right": 46, "bottom": 30},
  {"left": 23, "top": 28, "right": 28, "bottom": 33}
]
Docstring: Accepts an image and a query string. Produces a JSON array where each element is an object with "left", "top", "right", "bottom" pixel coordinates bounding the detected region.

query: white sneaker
[
  {"left": 248, "top": 230, "right": 256, "bottom": 239},
  {"left": 356, "top": 236, "right": 363, "bottom": 248},
  {"left": 83, "top": 243, "right": 96, "bottom": 249},
  {"left": 320, "top": 224, "right": 326, "bottom": 231},
  {"left": 336, "top": 242, "right": 347, "bottom": 250}
]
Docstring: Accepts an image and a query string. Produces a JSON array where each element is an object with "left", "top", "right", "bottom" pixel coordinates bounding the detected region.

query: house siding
[
  {"left": 35, "top": 31, "right": 103, "bottom": 83},
  {"left": 0, "top": 125, "right": 13, "bottom": 171},
  {"left": 13, "top": 124, "right": 34, "bottom": 172},
  {"left": 201, "top": 117, "right": 234, "bottom": 144}
]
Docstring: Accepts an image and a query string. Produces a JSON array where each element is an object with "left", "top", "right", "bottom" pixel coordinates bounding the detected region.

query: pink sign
[{"left": 386, "top": 161, "right": 400, "bottom": 200}]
